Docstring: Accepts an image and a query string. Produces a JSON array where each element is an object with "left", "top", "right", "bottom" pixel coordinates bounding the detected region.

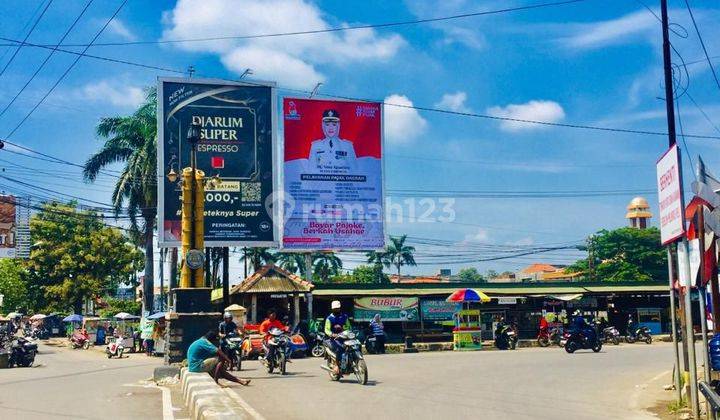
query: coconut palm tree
[
  {"left": 366, "top": 249, "right": 389, "bottom": 283},
  {"left": 383, "top": 235, "right": 416, "bottom": 279},
  {"left": 240, "top": 247, "right": 275, "bottom": 273},
  {"left": 312, "top": 252, "right": 342, "bottom": 283},
  {"left": 275, "top": 252, "right": 307, "bottom": 276},
  {"left": 83, "top": 88, "right": 157, "bottom": 312}
]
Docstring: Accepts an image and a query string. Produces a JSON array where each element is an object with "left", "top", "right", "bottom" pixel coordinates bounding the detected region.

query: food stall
[
  {"left": 447, "top": 289, "right": 490, "bottom": 351},
  {"left": 114, "top": 312, "right": 140, "bottom": 350},
  {"left": 82, "top": 317, "right": 108, "bottom": 345},
  {"left": 147, "top": 312, "right": 166, "bottom": 356}
]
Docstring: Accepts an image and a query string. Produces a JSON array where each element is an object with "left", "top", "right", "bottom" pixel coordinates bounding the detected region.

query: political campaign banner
[
  {"left": 354, "top": 297, "right": 418, "bottom": 322},
  {"left": 158, "top": 78, "right": 277, "bottom": 247},
  {"left": 282, "top": 98, "right": 384, "bottom": 250},
  {"left": 0, "top": 195, "right": 16, "bottom": 258}
]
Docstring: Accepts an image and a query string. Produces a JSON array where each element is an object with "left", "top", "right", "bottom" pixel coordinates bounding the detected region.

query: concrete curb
[{"left": 180, "top": 368, "right": 252, "bottom": 420}]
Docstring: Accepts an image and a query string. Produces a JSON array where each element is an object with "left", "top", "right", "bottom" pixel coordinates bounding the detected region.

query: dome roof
[{"left": 627, "top": 196, "right": 650, "bottom": 210}]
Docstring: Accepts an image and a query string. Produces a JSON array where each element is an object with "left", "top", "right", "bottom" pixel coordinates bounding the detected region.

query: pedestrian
[
  {"left": 187, "top": 330, "right": 250, "bottom": 386},
  {"left": 141, "top": 318, "right": 154, "bottom": 356},
  {"left": 370, "top": 313, "right": 386, "bottom": 354}
]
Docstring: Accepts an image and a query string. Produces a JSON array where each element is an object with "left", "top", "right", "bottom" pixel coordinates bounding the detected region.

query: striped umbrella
[{"left": 446, "top": 289, "right": 491, "bottom": 303}]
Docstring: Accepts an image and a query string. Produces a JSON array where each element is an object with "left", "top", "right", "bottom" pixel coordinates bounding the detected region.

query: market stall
[
  {"left": 147, "top": 312, "right": 166, "bottom": 356},
  {"left": 447, "top": 289, "right": 490, "bottom": 351},
  {"left": 114, "top": 312, "right": 140, "bottom": 350}
]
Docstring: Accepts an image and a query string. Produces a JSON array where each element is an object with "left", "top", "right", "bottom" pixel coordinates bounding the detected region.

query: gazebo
[{"left": 229, "top": 264, "right": 314, "bottom": 325}]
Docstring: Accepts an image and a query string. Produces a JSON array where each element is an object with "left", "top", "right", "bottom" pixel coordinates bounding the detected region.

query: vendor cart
[{"left": 447, "top": 289, "right": 490, "bottom": 351}]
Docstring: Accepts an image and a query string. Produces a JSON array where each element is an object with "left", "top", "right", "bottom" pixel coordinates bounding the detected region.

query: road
[
  {"left": 0, "top": 340, "right": 164, "bottom": 420},
  {"left": 229, "top": 343, "right": 678, "bottom": 420}
]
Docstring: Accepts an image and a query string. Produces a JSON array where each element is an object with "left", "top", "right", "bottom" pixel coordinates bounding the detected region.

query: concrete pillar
[
  {"left": 251, "top": 294, "right": 257, "bottom": 324},
  {"left": 307, "top": 293, "right": 313, "bottom": 321},
  {"left": 294, "top": 294, "right": 301, "bottom": 327}
]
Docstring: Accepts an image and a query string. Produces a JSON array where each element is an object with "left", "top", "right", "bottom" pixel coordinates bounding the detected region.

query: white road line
[
  {"left": 158, "top": 385, "right": 174, "bottom": 420},
  {"left": 224, "top": 388, "right": 266, "bottom": 420}
]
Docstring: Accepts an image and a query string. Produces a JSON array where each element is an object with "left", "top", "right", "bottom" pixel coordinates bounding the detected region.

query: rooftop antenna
[
  {"left": 239, "top": 68, "right": 253, "bottom": 79},
  {"left": 187, "top": 65, "right": 195, "bottom": 78},
  {"left": 309, "top": 82, "right": 322, "bottom": 98}
]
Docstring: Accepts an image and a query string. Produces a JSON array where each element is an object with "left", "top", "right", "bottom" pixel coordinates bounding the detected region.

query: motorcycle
[
  {"left": 626, "top": 325, "right": 652, "bottom": 344},
  {"left": 309, "top": 331, "right": 326, "bottom": 358},
  {"left": 494, "top": 323, "right": 518, "bottom": 350},
  {"left": 600, "top": 326, "right": 621, "bottom": 345},
  {"left": 70, "top": 330, "right": 90, "bottom": 349},
  {"left": 561, "top": 326, "right": 602, "bottom": 354},
  {"left": 321, "top": 330, "right": 368, "bottom": 385},
  {"left": 8, "top": 336, "right": 38, "bottom": 367},
  {"left": 105, "top": 335, "right": 125, "bottom": 358},
  {"left": 261, "top": 327, "right": 290, "bottom": 375},
  {"left": 222, "top": 334, "right": 246, "bottom": 371},
  {"left": 537, "top": 327, "right": 562, "bottom": 347}
]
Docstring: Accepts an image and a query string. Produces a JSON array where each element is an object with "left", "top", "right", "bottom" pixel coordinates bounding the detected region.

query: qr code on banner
[{"left": 241, "top": 182, "right": 262, "bottom": 202}]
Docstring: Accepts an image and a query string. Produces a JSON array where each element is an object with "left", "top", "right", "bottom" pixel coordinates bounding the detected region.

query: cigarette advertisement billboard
[
  {"left": 158, "top": 78, "right": 277, "bottom": 247},
  {"left": 282, "top": 98, "right": 384, "bottom": 250}
]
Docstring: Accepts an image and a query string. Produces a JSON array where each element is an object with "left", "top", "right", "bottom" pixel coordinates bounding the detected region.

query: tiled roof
[{"left": 230, "top": 264, "right": 314, "bottom": 294}]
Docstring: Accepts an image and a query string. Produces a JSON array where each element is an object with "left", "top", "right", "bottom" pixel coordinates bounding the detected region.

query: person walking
[{"left": 370, "top": 314, "right": 386, "bottom": 354}]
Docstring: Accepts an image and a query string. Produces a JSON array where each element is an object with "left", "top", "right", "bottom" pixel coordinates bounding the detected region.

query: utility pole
[
  {"left": 661, "top": 0, "right": 698, "bottom": 415},
  {"left": 222, "top": 247, "right": 230, "bottom": 309}
]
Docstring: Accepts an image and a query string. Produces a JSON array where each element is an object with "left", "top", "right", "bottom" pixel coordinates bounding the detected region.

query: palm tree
[
  {"left": 240, "top": 247, "right": 275, "bottom": 273},
  {"left": 366, "top": 249, "right": 389, "bottom": 283},
  {"left": 275, "top": 252, "right": 307, "bottom": 276},
  {"left": 312, "top": 252, "right": 342, "bottom": 283},
  {"left": 383, "top": 235, "right": 417, "bottom": 279},
  {"left": 83, "top": 88, "right": 157, "bottom": 312}
]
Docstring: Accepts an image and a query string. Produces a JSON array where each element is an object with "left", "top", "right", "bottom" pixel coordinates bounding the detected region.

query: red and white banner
[
  {"left": 656, "top": 144, "right": 684, "bottom": 244},
  {"left": 282, "top": 98, "right": 384, "bottom": 250}
]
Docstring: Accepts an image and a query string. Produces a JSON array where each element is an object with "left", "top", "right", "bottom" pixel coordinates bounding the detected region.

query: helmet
[
  {"left": 223, "top": 312, "right": 232, "bottom": 319},
  {"left": 573, "top": 310, "right": 581, "bottom": 316},
  {"left": 331, "top": 300, "right": 341, "bottom": 310}
]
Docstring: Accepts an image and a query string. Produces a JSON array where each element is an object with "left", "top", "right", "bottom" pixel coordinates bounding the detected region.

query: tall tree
[
  {"left": 381, "top": 235, "right": 417, "bottom": 278},
  {"left": 566, "top": 227, "right": 666, "bottom": 282},
  {"left": 26, "top": 202, "right": 144, "bottom": 314},
  {"left": 83, "top": 88, "right": 157, "bottom": 312},
  {"left": 0, "top": 259, "right": 27, "bottom": 313},
  {"left": 312, "top": 252, "right": 342, "bottom": 283},
  {"left": 275, "top": 252, "right": 306, "bottom": 276},
  {"left": 458, "top": 267, "right": 485, "bottom": 283},
  {"left": 366, "top": 250, "right": 389, "bottom": 283},
  {"left": 241, "top": 247, "right": 275, "bottom": 272}
]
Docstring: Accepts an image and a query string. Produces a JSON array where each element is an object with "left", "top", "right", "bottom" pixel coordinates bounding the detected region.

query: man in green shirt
[{"left": 187, "top": 331, "right": 250, "bottom": 386}]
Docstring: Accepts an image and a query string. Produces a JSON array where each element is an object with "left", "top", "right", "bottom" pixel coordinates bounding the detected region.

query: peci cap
[
  {"left": 331, "top": 300, "right": 341, "bottom": 310},
  {"left": 322, "top": 109, "right": 340, "bottom": 122}
]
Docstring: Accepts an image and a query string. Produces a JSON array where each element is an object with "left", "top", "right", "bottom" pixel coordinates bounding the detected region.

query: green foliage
[
  {"left": 99, "top": 297, "right": 141, "bottom": 318},
  {"left": 331, "top": 265, "right": 389, "bottom": 284},
  {"left": 485, "top": 269, "right": 499, "bottom": 279},
  {"left": 26, "top": 202, "right": 144, "bottom": 313},
  {"left": 458, "top": 267, "right": 486, "bottom": 283},
  {"left": 312, "top": 253, "right": 343, "bottom": 283},
  {"left": 275, "top": 252, "right": 305, "bottom": 275},
  {"left": 367, "top": 235, "right": 417, "bottom": 277},
  {"left": 0, "top": 259, "right": 28, "bottom": 313},
  {"left": 241, "top": 247, "right": 275, "bottom": 272},
  {"left": 567, "top": 227, "right": 666, "bottom": 282}
]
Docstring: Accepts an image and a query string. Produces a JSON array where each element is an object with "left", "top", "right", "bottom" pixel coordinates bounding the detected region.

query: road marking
[
  {"left": 629, "top": 369, "right": 671, "bottom": 415},
  {"left": 121, "top": 382, "right": 174, "bottom": 420},
  {"left": 224, "top": 388, "right": 266, "bottom": 420}
]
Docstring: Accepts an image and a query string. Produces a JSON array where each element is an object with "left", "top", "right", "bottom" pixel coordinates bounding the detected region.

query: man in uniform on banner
[{"left": 308, "top": 109, "right": 357, "bottom": 173}]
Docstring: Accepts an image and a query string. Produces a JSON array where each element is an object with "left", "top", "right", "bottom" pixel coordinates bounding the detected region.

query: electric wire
[
  {"left": 0, "top": 0, "right": 53, "bottom": 78},
  {"left": 684, "top": 0, "right": 720, "bottom": 92}
]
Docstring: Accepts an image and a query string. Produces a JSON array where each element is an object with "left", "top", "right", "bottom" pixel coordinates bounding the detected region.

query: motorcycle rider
[
  {"left": 259, "top": 309, "right": 286, "bottom": 363},
  {"left": 218, "top": 312, "right": 239, "bottom": 362},
  {"left": 571, "top": 310, "right": 596, "bottom": 343},
  {"left": 627, "top": 314, "right": 636, "bottom": 338},
  {"left": 325, "top": 300, "right": 352, "bottom": 374}
]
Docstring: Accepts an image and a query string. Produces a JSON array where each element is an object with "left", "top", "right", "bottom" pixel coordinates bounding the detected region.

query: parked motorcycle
[
  {"left": 561, "top": 327, "right": 602, "bottom": 354},
  {"left": 494, "top": 322, "right": 518, "bottom": 350},
  {"left": 309, "top": 331, "right": 326, "bottom": 358},
  {"left": 105, "top": 335, "right": 125, "bottom": 358},
  {"left": 8, "top": 336, "right": 38, "bottom": 367},
  {"left": 626, "top": 326, "right": 652, "bottom": 344},
  {"left": 261, "top": 327, "right": 290, "bottom": 375},
  {"left": 321, "top": 330, "right": 368, "bottom": 385},
  {"left": 537, "top": 327, "right": 562, "bottom": 347},
  {"left": 600, "top": 326, "right": 621, "bottom": 345},
  {"left": 70, "top": 330, "right": 90, "bottom": 349}
]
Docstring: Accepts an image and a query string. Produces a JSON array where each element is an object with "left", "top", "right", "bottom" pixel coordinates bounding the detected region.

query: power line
[
  {"left": 0, "top": 0, "right": 53, "bottom": 78},
  {"left": 3, "top": 0, "right": 588, "bottom": 48},
  {"left": 0, "top": 0, "right": 48, "bottom": 65},
  {"left": 4, "top": 0, "right": 129, "bottom": 139},
  {"left": 684, "top": 0, "right": 720, "bottom": 92},
  {"left": 0, "top": 0, "right": 94, "bottom": 120}
]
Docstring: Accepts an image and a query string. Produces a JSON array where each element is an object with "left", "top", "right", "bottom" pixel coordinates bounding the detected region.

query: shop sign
[
  {"left": 420, "top": 299, "right": 459, "bottom": 321},
  {"left": 656, "top": 144, "right": 684, "bottom": 244},
  {"left": 353, "top": 297, "right": 418, "bottom": 321},
  {"left": 497, "top": 297, "right": 517, "bottom": 305}
]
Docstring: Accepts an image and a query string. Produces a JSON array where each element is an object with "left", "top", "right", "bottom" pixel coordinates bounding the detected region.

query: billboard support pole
[
  {"left": 305, "top": 253, "right": 313, "bottom": 283},
  {"left": 222, "top": 247, "right": 230, "bottom": 309},
  {"left": 667, "top": 247, "right": 682, "bottom": 403},
  {"left": 680, "top": 239, "right": 700, "bottom": 416}
]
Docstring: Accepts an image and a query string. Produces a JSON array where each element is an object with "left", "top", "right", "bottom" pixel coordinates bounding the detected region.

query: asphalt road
[
  {"left": 0, "top": 340, "right": 164, "bottom": 420},
  {"left": 229, "top": 343, "right": 678, "bottom": 420}
]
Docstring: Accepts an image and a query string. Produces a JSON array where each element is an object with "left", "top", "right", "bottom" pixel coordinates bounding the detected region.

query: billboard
[
  {"left": 282, "top": 98, "right": 384, "bottom": 250},
  {"left": 353, "top": 297, "right": 418, "bottom": 321},
  {"left": 420, "top": 298, "right": 459, "bottom": 321},
  {"left": 158, "top": 78, "right": 277, "bottom": 247},
  {"left": 0, "top": 195, "right": 15, "bottom": 258},
  {"left": 656, "top": 144, "right": 684, "bottom": 245}
]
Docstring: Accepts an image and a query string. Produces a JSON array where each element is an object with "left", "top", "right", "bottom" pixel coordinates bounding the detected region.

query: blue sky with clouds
[{"left": 0, "top": 0, "right": 718, "bottom": 279}]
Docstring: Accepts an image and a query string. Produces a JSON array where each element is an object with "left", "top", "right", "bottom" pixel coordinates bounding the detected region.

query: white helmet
[
  {"left": 223, "top": 312, "right": 232, "bottom": 319},
  {"left": 331, "top": 300, "right": 341, "bottom": 310}
]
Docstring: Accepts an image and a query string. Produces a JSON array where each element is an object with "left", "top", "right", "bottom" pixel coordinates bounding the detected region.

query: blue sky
[{"left": 0, "top": 0, "right": 718, "bottom": 280}]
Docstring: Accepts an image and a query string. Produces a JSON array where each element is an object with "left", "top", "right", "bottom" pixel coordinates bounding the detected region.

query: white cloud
[
  {"left": 435, "top": 91, "right": 470, "bottom": 113},
  {"left": 486, "top": 100, "right": 565, "bottom": 132},
  {"left": 560, "top": 10, "right": 656, "bottom": 50},
  {"left": 404, "top": 0, "right": 488, "bottom": 50},
  {"left": 107, "top": 18, "right": 137, "bottom": 41},
  {"left": 383, "top": 94, "right": 428, "bottom": 144},
  {"left": 79, "top": 81, "right": 145, "bottom": 109},
  {"left": 162, "top": 0, "right": 404, "bottom": 89},
  {"left": 462, "top": 228, "right": 490, "bottom": 243},
  {"left": 510, "top": 237, "right": 534, "bottom": 246}
]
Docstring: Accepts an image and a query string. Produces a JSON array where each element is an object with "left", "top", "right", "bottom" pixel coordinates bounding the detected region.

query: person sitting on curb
[{"left": 187, "top": 330, "right": 250, "bottom": 387}]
